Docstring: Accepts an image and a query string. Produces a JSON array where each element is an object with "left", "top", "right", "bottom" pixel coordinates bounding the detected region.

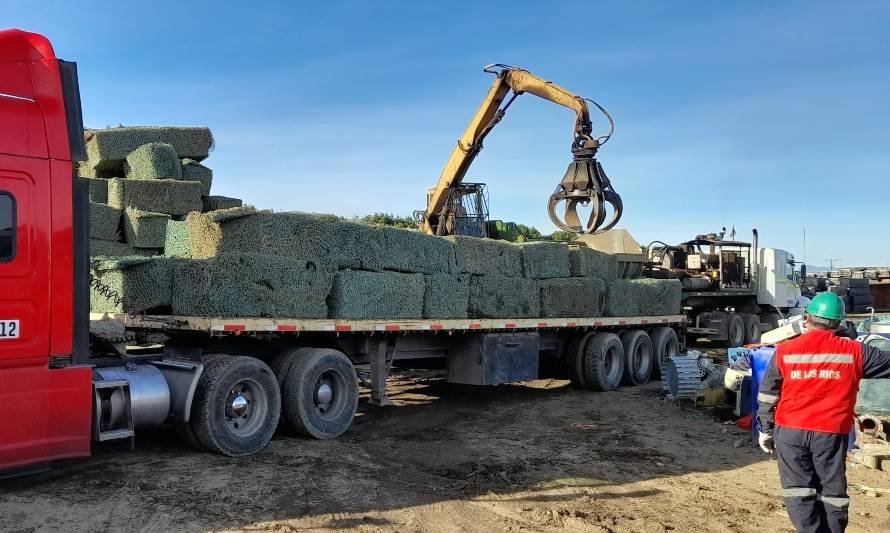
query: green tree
[
  {"left": 357, "top": 213, "right": 416, "bottom": 229},
  {"left": 548, "top": 231, "right": 578, "bottom": 242}
]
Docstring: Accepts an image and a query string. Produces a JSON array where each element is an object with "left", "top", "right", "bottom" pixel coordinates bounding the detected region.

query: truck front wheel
[
  {"left": 281, "top": 348, "right": 358, "bottom": 439},
  {"left": 191, "top": 355, "right": 281, "bottom": 457}
]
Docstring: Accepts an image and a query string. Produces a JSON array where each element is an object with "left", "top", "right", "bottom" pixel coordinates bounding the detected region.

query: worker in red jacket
[{"left": 757, "top": 292, "right": 890, "bottom": 533}]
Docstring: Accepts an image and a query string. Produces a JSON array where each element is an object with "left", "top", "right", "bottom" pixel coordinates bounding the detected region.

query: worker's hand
[{"left": 758, "top": 432, "right": 775, "bottom": 454}]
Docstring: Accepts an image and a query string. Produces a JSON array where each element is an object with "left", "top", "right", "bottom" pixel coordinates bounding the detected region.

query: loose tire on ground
[
  {"left": 650, "top": 327, "right": 679, "bottom": 379},
  {"left": 619, "top": 329, "right": 654, "bottom": 386},
  {"left": 582, "top": 332, "right": 625, "bottom": 391},
  {"left": 281, "top": 348, "right": 359, "bottom": 439},
  {"left": 743, "top": 314, "right": 761, "bottom": 345},
  {"left": 564, "top": 332, "right": 595, "bottom": 389},
  {"left": 191, "top": 355, "right": 281, "bottom": 456},
  {"left": 726, "top": 314, "right": 746, "bottom": 347}
]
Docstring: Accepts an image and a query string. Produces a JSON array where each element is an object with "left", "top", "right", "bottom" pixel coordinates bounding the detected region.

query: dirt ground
[{"left": 3, "top": 373, "right": 890, "bottom": 533}]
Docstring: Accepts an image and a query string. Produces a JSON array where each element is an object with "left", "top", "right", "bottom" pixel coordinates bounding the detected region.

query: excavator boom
[{"left": 417, "top": 64, "right": 622, "bottom": 236}]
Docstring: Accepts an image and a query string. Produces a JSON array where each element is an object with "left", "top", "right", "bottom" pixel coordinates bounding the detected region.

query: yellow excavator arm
[{"left": 417, "top": 64, "right": 622, "bottom": 236}]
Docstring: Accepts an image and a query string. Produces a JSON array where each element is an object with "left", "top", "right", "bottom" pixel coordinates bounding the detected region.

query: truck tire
[
  {"left": 582, "top": 333, "right": 625, "bottom": 391},
  {"left": 564, "top": 332, "right": 595, "bottom": 389},
  {"left": 726, "top": 314, "right": 745, "bottom": 347},
  {"left": 650, "top": 327, "right": 679, "bottom": 380},
  {"left": 175, "top": 354, "right": 227, "bottom": 452},
  {"left": 270, "top": 347, "right": 313, "bottom": 390},
  {"left": 191, "top": 355, "right": 281, "bottom": 457},
  {"left": 743, "top": 314, "right": 761, "bottom": 344},
  {"left": 281, "top": 348, "right": 359, "bottom": 439},
  {"left": 619, "top": 330, "right": 653, "bottom": 386}
]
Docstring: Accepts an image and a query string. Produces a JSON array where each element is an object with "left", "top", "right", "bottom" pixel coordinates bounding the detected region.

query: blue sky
[{"left": 6, "top": 1, "right": 889, "bottom": 266}]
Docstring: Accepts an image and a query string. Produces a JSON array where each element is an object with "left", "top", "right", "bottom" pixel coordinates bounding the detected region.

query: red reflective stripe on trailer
[
  {"left": 224, "top": 324, "right": 246, "bottom": 332},
  {"left": 567, "top": 322, "right": 577, "bottom": 328},
  {"left": 277, "top": 325, "right": 298, "bottom": 331},
  {"left": 504, "top": 323, "right": 517, "bottom": 328},
  {"left": 430, "top": 324, "right": 444, "bottom": 331},
  {"left": 641, "top": 320, "right": 648, "bottom": 325},
  {"left": 335, "top": 325, "right": 352, "bottom": 332},
  {"left": 538, "top": 322, "right": 548, "bottom": 328},
  {"left": 469, "top": 323, "right": 482, "bottom": 329},
  {"left": 594, "top": 321, "right": 604, "bottom": 327},
  {"left": 384, "top": 325, "right": 400, "bottom": 332},
  {"left": 618, "top": 321, "right": 626, "bottom": 326}
]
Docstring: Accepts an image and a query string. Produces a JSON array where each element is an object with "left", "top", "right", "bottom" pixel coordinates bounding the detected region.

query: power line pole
[{"left": 824, "top": 258, "right": 841, "bottom": 271}]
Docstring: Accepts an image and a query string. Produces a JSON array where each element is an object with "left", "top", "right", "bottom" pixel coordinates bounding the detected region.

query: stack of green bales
[{"left": 89, "top": 126, "right": 681, "bottom": 320}]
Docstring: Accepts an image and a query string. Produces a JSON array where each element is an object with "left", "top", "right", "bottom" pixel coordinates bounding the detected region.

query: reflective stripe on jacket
[{"left": 774, "top": 329, "right": 863, "bottom": 434}]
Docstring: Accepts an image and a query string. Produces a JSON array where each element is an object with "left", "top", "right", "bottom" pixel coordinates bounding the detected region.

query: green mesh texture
[
  {"left": 520, "top": 241, "right": 571, "bottom": 279},
  {"left": 327, "top": 270, "right": 425, "bottom": 319},
  {"left": 124, "top": 143, "right": 182, "bottom": 180},
  {"left": 187, "top": 209, "right": 378, "bottom": 270},
  {"left": 76, "top": 160, "right": 120, "bottom": 180},
  {"left": 107, "top": 178, "right": 203, "bottom": 216},
  {"left": 538, "top": 277, "right": 605, "bottom": 318},
  {"left": 90, "top": 239, "right": 156, "bottom": 258},
  {"left": 87, "top": 178, "right": 109, "bottom": 203},
  {"left": 201, "top": 195, "right": 242, "bottom": 212},
  {"left": 89, "top": 257, "right": 173, "bottom": 313},
  {"left": 468, "top": 275, "right": 540, "bottom": 318},
  {"left": 374, "top": 226, "right": 456, "bottom": 274},
  {"left": 86, "top": 127, "right": 214, "bottom": 169},
  {"left": 447, "top": 236, "right": 523, "bottom": 277},
  {"left": 89, "top": 202, "right": 122, "bottom": 241},
  {"left": 568, "top": 245, "right": 619, "bottom": 281},
  {"left": 604, "top": 278, "right": 682, "bottom": 317},
  {"left": 163, "top": 219, "right": 190, "bottom": 258},
  {"left": 181, "top": 159, "right": 213, "bottom": 196},
  {"left": 171, "top": 254, "right": 334, "bottom": 318},
  {"left": 123, "top": 208, "right": 170, "bottom": 249},
  {"left": 423, "top": 273, "right": 470, "bottom": 319}
]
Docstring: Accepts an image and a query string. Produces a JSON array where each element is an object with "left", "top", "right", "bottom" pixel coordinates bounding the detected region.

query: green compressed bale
[
  {"left": 328, "top": 270, "right": 424, "bottom": 320},
  {"left": 90, "top": 239, "right": 156, "bottom": 257},
  {"left": 76, "top": 159, "right": 121, "bottom": 180},
  {"left": 87, "top": 178, "right": 109, "bottom": 203},
  {"left": 376, "top": 225, "right": 456, "bottom": 274},
  {"left": 187, "top": 208, "right": 380, "bottom": 270},
  {"left": 603, "top": 278, "right": 682, "bottom": 317},
  {"left": 107, "top": 178, "right": 203, "bottom": 216},
  {"left": 124, "top": 143, "right": 182, "bottom": 180},
  {"left": 520, "top": 241, "right": 570, "bottom": 279},
  {"left": 163, "top": 219, "right": 190, "bottom": 258},
  {"left": 86, "top": 127, "right": 214, "bottom": 168},
  {"left": 124, "top": 208, "right": 170, "bottom": 249},
  {"left": 89, "top": 202, "right": 121, "bottom": 241},
  {"left": 637, "top": 278, "right": 682, "bottom": 315},
  {"left": 569, "top": 245, "right": 619, "bottom": 281},
  {"left": 448, "top": 235, "right": 523, "bottom": 277},
  {"left": 538, "top": 277, "right": 605, "bottom": 318},
  {"left": 202, "top": 195, "right": 242, "bottom": 212},
  {"left": 423, "top": 273, "right": 470, "bottom": 319},
  {"left": 89, "top": 256, "right": 173, "bottom": 313},
  {"left": 171, "top": 254, "right": 334, "bottom": 318},
  {"left": 468, "top": 275, "right": 540, "bottom": 318},
  {"left": 182, "top": 159, "right": 213, "bottom": 196}
]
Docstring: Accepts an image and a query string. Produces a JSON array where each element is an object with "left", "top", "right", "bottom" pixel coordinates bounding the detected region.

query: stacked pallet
[
  {"left": 89, "top": 126, "right": 681, "bottom": 320},
  {"left": 828, "top": 278, "right": 876, "bottom": 314}
]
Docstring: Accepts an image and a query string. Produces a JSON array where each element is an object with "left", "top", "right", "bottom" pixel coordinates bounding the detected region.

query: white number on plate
[{"left": 0, "top": 320, "right": 19, "bottom": 339}]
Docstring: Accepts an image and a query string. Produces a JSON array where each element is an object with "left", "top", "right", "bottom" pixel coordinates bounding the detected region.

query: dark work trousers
[{"left": 774, "top": 425, "right": 850, "bottom": 533}]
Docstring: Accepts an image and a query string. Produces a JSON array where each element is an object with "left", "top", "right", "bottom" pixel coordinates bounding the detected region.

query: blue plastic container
[{"left": 750, "top": 346, "right": 776, "bottom": 442}]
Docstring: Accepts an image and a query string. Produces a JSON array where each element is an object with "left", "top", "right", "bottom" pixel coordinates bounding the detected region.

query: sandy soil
[{"left": 2, "top": 374, "right": 890, "bottom": 533}]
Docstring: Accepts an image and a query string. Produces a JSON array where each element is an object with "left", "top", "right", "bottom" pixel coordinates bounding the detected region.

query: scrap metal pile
[{"left": 87, "top": 126, "right": 681, "bottom": 320}]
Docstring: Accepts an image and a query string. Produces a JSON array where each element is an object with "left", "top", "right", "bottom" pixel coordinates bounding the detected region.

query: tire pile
[
  {"left": 88, "top": 126, "right": 682, "bottom": 320},
  {"left": 828, "top": 278, "right": 875, "bottom": 313}
]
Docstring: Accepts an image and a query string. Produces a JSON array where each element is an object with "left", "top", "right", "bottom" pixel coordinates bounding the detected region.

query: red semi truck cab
[{"left": 0, "top": 28, "right": 93, "bottom": 473}]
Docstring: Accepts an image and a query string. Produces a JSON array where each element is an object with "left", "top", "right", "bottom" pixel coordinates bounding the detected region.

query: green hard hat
[{"left": 806, "top": 292, "right": 846, "bottom": 321}]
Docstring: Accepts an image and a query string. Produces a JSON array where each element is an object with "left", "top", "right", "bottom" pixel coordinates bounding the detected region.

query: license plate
[{"left": 0, "top": 320, "right": 19, "bottom": 339}]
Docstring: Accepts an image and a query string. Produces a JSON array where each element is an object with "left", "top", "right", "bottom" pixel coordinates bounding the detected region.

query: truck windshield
[
  {"left": 785, "top": 260, "right": 796, "bottom": 281},
  {"left": 0, "top": 193, "right": 14, "bottom": 261}
]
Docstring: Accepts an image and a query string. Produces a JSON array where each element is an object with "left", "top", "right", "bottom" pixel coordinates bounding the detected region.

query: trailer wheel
[
  {"left": 191, "top": 355, "right": 281, "bottom": 457},
  {"left": 619, "top": 330, "right": 653, "bottom": 386},
  {"left": 743, "top": 314, "right": 761, "bottom": 344},
  {"left": 281, "top": 348, "right": 358, "bottom": 439},
  {"left": 651, "top": 327, "right": 679, "bottom": 379},
  {"left": 564, "top": 332, "right": 595, "bottom": 388},
  {"left": 582, "top": 333, "right": 625, "bottom": 391},
  {"left": 726, "top": 314, "right": 746, "bottom": 347},
  {"left": 270, "top": 347, "right": 313, "bottom": 390}
]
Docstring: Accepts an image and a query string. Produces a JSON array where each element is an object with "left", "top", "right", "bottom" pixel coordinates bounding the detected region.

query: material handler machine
[{"left": 415, "top": 64, "right": 623, "bottom": 237}]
